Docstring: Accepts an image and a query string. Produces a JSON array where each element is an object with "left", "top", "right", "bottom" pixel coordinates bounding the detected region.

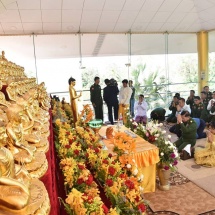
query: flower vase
[{"left": 157, "top": 164, "right": 171, "bottom": 191}]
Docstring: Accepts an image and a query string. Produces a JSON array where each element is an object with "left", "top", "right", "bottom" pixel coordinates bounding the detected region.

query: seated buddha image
[
  {"left": 4, "top": 105, "right": 48, "bottom": 178},
  {"left": 0, "top": 124, "right": 50, "bottom": 215},
  {"left": 6, "top": 82, "right": 18, "bottom": 103}
]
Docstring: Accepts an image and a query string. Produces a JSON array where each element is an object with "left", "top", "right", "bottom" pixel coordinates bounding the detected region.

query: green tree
[
  {"left": 131, "top": 63, "right": 168, "bottom": 111},
  {"left": 179, "top": 55, "right": 198, "bottom": 83},
  {"left": 82, "top": 68, "right": 100, "bottom": 89}
]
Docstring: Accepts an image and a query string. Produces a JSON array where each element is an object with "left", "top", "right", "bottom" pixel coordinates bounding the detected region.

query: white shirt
[
  {"left": 207, "top": 99, "right": 215, "bottom": 115},
  {"left": 119, "top": 86, "right": 132, "bottom": 105},
  {"left": 175, "top": 104, "right": 191, "bottom": 116},
  {"left": 134, "top": 100, "right": 147, "bottom": 117}
]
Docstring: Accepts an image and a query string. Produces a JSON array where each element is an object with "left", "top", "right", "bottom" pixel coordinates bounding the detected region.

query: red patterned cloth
[{"left": 40, "top": 111, "right": 61, "bottom": 215}]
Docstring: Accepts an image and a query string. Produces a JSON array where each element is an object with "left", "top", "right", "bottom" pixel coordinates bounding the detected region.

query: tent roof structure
[
  {"left": 1, "top": 0, "right": 215, "bottom": 59},
  {"left": 0, "top": 0, "right": 215, "bottom": 35}
]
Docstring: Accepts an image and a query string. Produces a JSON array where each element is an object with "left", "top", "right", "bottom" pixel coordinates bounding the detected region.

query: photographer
[
  {"left": 103, "top": 79, "right": 119, "bottom": 125},
  {"left": 186, "top": 90, "right": 195, "bottom": 111},
  {"left": 166, "top": 96, "right": 179, "bottom": 123},
  {"left": 207, "top": 91, "right": 215, "bottom": 123}
]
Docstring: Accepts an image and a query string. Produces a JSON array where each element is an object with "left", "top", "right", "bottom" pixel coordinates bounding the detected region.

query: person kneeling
[
  {"left": 194, "top": 122, "right": 215, "bottom": 167},
  {"left": 174, "top": 111, "right": 197, "bottom": 160},
  {"left": 134, "top": 94, "right": 148, "bottom": 124}
]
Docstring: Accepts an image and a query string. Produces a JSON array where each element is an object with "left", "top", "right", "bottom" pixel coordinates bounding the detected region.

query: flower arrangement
[
  {"left": 63, "top": 103, "right": 73, "bottom": 120},
  {"left": 86, "top": 133, "right": 147, "bottom": 215},
  {"left": 135, "top": 121, "right": 179, "bottom": 171},
  {"left": 76, "top": 104, "right": 94, "bottom": 127},
  {"left": 124, "top": 107, "right": 137, "bottom": 131},
  {"left": 54, "top": 104, "right": 147, "bottom": 215},
  {"left": 55, "top": 119, "right": 111, "bottom": 215}
]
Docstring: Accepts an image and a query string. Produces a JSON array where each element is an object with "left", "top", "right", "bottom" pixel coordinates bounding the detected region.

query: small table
[{"left": 99, "top": 125, "right": 160, "bottom": 193}]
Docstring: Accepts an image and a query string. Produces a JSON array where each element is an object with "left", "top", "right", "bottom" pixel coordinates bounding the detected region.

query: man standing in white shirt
[
  {"left": 134, "top": 94, "right": 148, "bottom": 124},
  {"left": 119, "top": 79, "right": 132, "bottom": 123},
  {"left": 207, "top": 91, "right": 215, "bottom": 123}
]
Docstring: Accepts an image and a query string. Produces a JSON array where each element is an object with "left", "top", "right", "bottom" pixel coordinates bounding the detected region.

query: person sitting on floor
[
  {"left": 186, "top": 89, "right": 195, "bottom": 111},
  {"left": 176, "top": 97, "right": 191, "bottom": 115},
  {"left": 201, "top": 91, "right": 209, "bottom": 110},
  {"left": 166, "top": 96, "right": 179, "bottom": 123},
  {"left": 134, "top": 94, "right": 148, "bottom": 124},
  {"left": 193, "top": 118, "right": 206, "bottom": 139},
  {"left": 169, "top": 97, "right": 191, "bottom": 137},
  {"left": 192, "top": 96, "right": 208, "bottom": 122},
  {"left": 172, "top": 117, "right": 206, "bottom": 140},
  {"left": 174, "top": 111, "right": 197, "bottom": 160},
  {"left": 194, "top": 121, "right": 215, "bottom": 167},
  {"left": 150, "top": 107, "right": 166, "bottom": 122},
  {"left": 207, "top": 91, "right": 215, "bottom": 123}
]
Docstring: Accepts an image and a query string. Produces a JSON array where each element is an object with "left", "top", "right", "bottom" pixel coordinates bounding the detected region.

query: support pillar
[{"left": 197, "top": 31, "right": 208, "bottom": 94}]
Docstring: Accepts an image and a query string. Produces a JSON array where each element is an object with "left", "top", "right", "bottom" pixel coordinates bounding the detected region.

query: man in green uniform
[
  {"left": 204, "top": 86, "right": 213, "bottom": 106},
  {"left": 174, "top": 111, "right": 197, "bottom": 156},
  {"left": 201, "top": 91, "right": 208, "bottom": 107},
  {"left": 192, "top": 96, "right": 208, "bottom": 122},
  {"left": 90, "top": 77, "right": 103, "bottom": 121}
]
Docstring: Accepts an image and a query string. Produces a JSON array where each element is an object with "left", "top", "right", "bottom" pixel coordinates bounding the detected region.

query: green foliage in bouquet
[{"left": 135, "top": 121, "right": 180, "bottom": 171}]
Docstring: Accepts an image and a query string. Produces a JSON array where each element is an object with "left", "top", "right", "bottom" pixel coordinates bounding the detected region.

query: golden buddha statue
[
  {"left": 37, "top": 82, "right": 50, "bottom": 111},
  {"left": 22, "top": 90, "right": 50, "bottom": 136},
  {"left": 0, "top": 109, "right": 8, "bottom": 126},
  {"left": 68, "top": 77, "right": 82, "bottom": 125},
  {"left": 0, "top": 125, "right": 50, "bottom": 215},
  {"left": 0, "top": 124, "right": 30, "bottom": 185},
  {"left": 5, "top": 105, "right": 48, "bottom": 178},
  {"left": 0, "top": 81, "right": 11, "bottom": 112},
  {"left": 6, "top": 83, "right": 50, "bottom": 139},
  {"left": 6, "top": 104, "right": 36, "bottom": 163},
  {"left": 6, "top": 82, "right": 17, "bottom": 102},
  {"left": 19, "top": 105, "right": 49, "bottom": 153}
]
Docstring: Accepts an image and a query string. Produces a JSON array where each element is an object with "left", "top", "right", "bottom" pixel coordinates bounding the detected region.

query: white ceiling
[
  {"left": 0, "top": 0, "right": 215, "bottom": 60},
  {"left": 0, "top": 0, "right": 215, "bottom": 34}
]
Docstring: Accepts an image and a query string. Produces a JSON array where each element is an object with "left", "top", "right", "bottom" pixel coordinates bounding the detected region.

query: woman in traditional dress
[{"left": 194, "top": 121, "right": 215, "bottom": 167}]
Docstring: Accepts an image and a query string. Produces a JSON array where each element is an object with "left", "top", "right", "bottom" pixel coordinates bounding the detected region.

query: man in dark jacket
[
  {"left": 186, "top": 90, "right": 195, "bottom": 112},
  {"left": 90, "top": 76, "right": 103, "bottom": 121},
  {"left": 103, "top": 79, "right": 119, "bottom": 125},
  {"left": 167, "top": 96, "right": 179, "bottom": 123}
]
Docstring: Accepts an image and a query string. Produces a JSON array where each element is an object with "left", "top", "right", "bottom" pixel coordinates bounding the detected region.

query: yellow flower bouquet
[{"left": 53, "top": 104, "right": 147, "bottom": 215}]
